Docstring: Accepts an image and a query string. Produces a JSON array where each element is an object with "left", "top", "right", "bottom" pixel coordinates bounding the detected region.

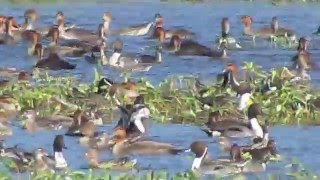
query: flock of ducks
[{"left": 0, "top": 7, "right": 316, "bottom": 175}]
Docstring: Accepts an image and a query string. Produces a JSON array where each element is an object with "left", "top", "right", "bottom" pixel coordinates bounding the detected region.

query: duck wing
[
  {"left": 115, "top": 22, "right": 153, "bottom": 36},
  {"left": 126, "top": 141, "right": 185, "bottom": 155},
  {"left": 175, "top": 40, "right": 212, "bottom": 57}
]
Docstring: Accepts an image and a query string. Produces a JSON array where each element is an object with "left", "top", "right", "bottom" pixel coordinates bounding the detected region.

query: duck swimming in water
[
  {"left": 201, "top": 103, "right": 264, "bottom": 139},
  {"left": 152, "top": 13, "right": 195, "bottom": 40},
  {"left": 188, "top": 141, "right": 249, "bottom": 174},
  {"left": 33, "top": 43, "right": 76, "bottom": 70}
]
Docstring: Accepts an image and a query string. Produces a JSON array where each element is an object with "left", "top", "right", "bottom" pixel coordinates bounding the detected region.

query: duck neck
[
  {"left": 25, "top": 18, "right": 34, "bottom": 30},
  {"left": 228, "top": 72, "right": 240, "bottom": 88},
  {"left": 104, "top": 21, "right": 110, "bottom": 34},
  {"left": 191, "top": 147, "right": 207, "bottom": 170},
  {"left": 243, "top": 24, "right": 254, "bottom": 36},
  {"left": 156, "top": 51, "right": 162, "bottom": 62},
  {"left": 238, "top": 93, "right": 251, "bottom": 111},
  {"left": 109, "top": 52, "right": 121, "bottom": 66},
  {"left": 54, "top": 151, "right": 67, "bottom": 168},
  {"left": 249, "top": 117, "right": 263, "bottom": 138}
]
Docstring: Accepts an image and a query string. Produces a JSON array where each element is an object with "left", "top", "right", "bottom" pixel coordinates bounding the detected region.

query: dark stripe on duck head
[
  {"left": 247, "top": 103, "right": 263, "bottom": 119},
  {"left": 190, "top": 141, "right": 207, "bottom": 158}
]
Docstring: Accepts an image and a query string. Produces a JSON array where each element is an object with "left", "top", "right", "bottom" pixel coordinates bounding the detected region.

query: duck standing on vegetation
[
  {"left": 115, "top": 95, "right": 151, "bottom": 139},
  {"left": 221, "top": 63, "right": 253, "bottom": 111},
  {"left": 217, "top": 17, "right": 241, "bottom": 48}
]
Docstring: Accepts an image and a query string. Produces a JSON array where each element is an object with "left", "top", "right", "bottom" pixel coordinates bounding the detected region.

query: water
[{"left": 1, "top": 0, "right": 320, "bottom": 177}]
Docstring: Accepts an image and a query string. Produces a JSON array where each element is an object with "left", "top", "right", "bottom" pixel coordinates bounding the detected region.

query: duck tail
[
  {"left": 200, "top": 128, "right": 213, "bottom": 137},
  {"left": 169, "top": 148, "right": 189, "bottom": 155}
]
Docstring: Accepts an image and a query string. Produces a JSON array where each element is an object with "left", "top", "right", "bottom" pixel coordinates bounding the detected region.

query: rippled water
[{"left": 1, "top": 1, "right": 320, "bottom": 177}]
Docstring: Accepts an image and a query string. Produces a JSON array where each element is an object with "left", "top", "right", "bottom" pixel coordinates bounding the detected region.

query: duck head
[
  {"left": 205, "top": 111, "right": 222, "bottom": 126},
  {"left": 230, "top": 143, "right": 242, "bottom": 161},
  {"left": 56, "top": 11, "right": 64, "bottom": 21},
  {"left": 102, "top": 12, "right": 112, "bottom": 33},
  {"left": 241, "top": 15, "right": 253, "bottom": 27},
  {"left": 154, "top": 26, "right": 166, "bottom": 44},
  {"left": 24, "top": 9, "right": 38, "bottom": 30},
  {"left": 112, "top": 38, "right": 123, "bottom": 53},
  {"left": 53, "top": 135, "right": 68, "bottom": 168},
  {"left": 221, "top": 17, "right": 230, "bottom": 38},
  {"left": 189, "top": 141, "right": 208, "bottom": 170},
  {"left": 22, "top": 110, "right": 37, "bottom": 133},
  {"left": 248, "top": 103, "right": 264, "bottom": 138},
  {"left": 266, "top": 139, "right": 277, "bottom": 155},
  {"left": 297, "top": 37, "right": 308, "bottom": 52},
  {"left": 154, "top": 13, "right": 163, "bottom": 27},
  {"left": 222, "top": 63, "right": 238, "bottom": 88}
]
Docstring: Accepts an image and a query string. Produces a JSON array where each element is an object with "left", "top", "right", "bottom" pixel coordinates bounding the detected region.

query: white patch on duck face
[
  {"left": 238, "top": 93, "right": 252, "bottom": 111},
  {"left": 54, "top": 152, "right": 68, "bottom": 168},
  {"left": 211, "top": 131, "right": 222, "bottom": 137},
  {"left": 191, "top": 147, "right": 207, "bottom": 170},
  {"left": 249, "top": 118, "right": 263, "bottom": 138}
]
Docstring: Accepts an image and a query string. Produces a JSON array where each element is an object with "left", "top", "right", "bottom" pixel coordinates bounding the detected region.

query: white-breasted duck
[
  {"left": 201, "top": 103, "right": 265, "bottom": 139},
  {"left": 221, "top": 63, "right": 253, "bottom": 111},
  {"left": 188, "top": 141, "right": 248, "bottom": 174}
]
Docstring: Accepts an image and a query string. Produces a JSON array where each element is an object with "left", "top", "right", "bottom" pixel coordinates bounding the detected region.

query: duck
[
  {"left": 114, "top": 95, "right": 151, "bottom": 139},
  {"left": 270, "top": 16, "right": 296, "bottom": 43},
  {"left": 44, "top": 27, "right": 87, "bottom": 57},
  {"left": 0, "top": 120, "right": 12, "bottom": 140},
  {"left": 57, "top": 14, "right": 103, "bottom": 41},
  {"left": 96, "top": 77, "right": 138, "bottom": 105},
  {"left": 109, "top": 128, "right": 186, "bottom": 159},
  {"left": 79, "top": 132, "right": 111, "bottom": 151},
  {"left": 0, "top": 15, "right": 6, "bottom": 33},
  {"left": 221, "top": 63, "right": 253, "bottom": 111},
  {"left": 21, "top": 110, "right": 73, "bottom": 133},
  {"left": 105, "top": 39, "right": 152, "bottom": 72},
  {"left": 216, "top": 17, "right": 241, "bottom": 48},
  {"left": 156, "top": 28, "right": 227, "bottom": 58},
  {"left": 1, "top": 17, "right": 41, "bottom": 43},
  {"left": 27, "top": 30, "right": 41, "bottom": 56},
  {"left": 33, "top": 43, "right": 76, "bottom": 70},
  {"left": 0, "top": 142, "right": 33, "bottom": 172},
  {"left": 135, "top": 46, "right": 162, "bottom": 64},
  {"left": 65, "top": 109, "right": 97, "bottom": 137},
  {"left": 111, "top": 12, "right": 154, "bottom": 36},
  {"left": 201, "top": 103, "right": 264, "bottom": 139},
  {"left": 0, "top": 96, "right": 18, "bottom": 117},
  {"left": 230, "top": 139, "right": 277, "bottom": 164},
  {"left": 153, "top": 14, "right": 195, "bottom": 40},
  {"left": 241, "top": 15, "right": 274, "bottom": 39},
  {"left": 188, "top": 141, "right": 249, "bottom": 174},
  {"left": 291, "top": 37, "right": 312, "bottom": 68},
  {"left": 84, "top": 148, "right": 137, "bottom": 171},
  {"left": 30, "top": 136, "right": 68, "bottom": 172}
]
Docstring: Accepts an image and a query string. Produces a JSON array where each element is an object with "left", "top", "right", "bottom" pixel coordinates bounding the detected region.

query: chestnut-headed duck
[
  {"left": 84, "top": 148, "right": 137, "bottom": 171},
  {"left": 153, "top": 14, "right": 195, "bottom": 40},
  {"left": 156, "top": 28, "right": 227, "bottom": 58},
  {"left": 109, "top": 128, "right": 186, "bottom": 159},
  {"left": 201, "top": 104, "right": 264, "bottom": 139},
  {"left": 45, "top": 27, "right": 87, "bottom": 57},
  {"left": 188, "top": 141, "right": 249, "bottom": 174},
  {"left": 33, "top": 43, "right": 76, "bottom": 70}
]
